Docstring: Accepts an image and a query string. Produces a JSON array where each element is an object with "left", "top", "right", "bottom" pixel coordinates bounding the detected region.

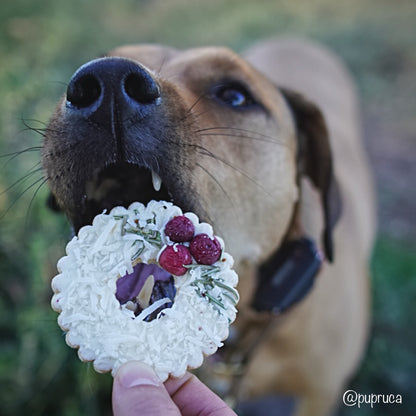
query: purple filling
[
  {"left": 116, "top": 263, "right": 172, "bottom": 304},
  {"left": 115, "top": 263, "right": 176, "bottom": 321}
]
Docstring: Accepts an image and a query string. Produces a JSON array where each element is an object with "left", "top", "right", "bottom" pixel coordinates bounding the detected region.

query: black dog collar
[{"left": 252, "top": 237, "right": 323, "bottom": 313}]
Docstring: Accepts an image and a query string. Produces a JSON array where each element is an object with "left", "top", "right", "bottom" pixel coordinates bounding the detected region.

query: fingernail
[{"left": 117, "top": 361, "right": 162, "bottom": 388}]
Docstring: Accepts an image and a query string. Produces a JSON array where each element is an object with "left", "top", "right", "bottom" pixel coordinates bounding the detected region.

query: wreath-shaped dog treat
[{"left": 51, "top": 200, "right": 239, "bottom": 381}]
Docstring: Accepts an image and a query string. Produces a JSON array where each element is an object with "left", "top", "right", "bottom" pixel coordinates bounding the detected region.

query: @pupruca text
[{"left": 343, "top": 389, "right": 403, "bottom": 408}]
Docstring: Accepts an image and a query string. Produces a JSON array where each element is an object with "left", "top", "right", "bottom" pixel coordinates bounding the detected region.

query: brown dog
[{"left": 42, "top": 38, "right": 375, "bottom": 415}]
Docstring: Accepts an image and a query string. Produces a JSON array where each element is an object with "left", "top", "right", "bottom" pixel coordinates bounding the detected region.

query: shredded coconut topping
[{"left": 51, "top": 200, "right": 239, "bottom": 380}]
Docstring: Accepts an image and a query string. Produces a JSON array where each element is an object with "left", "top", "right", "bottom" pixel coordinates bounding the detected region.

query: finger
[
  {"left": 165, "top": 372, "right": 237, "bottom": 416},
  {"left": 112, "top": 361, "right": 180, "bottom": 416}
]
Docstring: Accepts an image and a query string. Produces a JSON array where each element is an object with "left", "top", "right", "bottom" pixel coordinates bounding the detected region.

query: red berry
[
  {"left": 164, "top": 216, "right": 195, "bottom": 242},
  {"left": 190, "top": 234, "right": 222, "bottom": 265},
  {"left": 159, "top": 245, "right": 192, "bottom": 276}
]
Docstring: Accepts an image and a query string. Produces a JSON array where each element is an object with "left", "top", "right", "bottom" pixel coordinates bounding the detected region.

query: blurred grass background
[{"left": 0, "top": 0, "right": 415, "bottom": 415}]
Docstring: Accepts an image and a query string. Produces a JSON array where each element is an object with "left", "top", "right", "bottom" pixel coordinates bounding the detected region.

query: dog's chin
[{"left": 71, "top": 162, "right": 172, "bottom": 232}]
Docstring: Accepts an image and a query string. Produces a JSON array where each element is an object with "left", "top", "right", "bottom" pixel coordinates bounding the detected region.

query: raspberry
[
  {"left": 190, "top": 234, "right": 222, "bottom": 265},
  {"left": 159, "top": 244, "right": 192, "bottom": 276},
  {"left": 164, "top": 216, "right": 195, "bottom": 242}
]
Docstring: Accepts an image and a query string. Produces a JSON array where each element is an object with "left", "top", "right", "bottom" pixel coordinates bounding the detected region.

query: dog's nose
[{"left": 66, "top": 57, "right": 161, "bottom": 121}]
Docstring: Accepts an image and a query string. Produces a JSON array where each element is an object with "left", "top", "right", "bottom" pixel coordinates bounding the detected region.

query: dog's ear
[{"left": 280, "top": 88, "right": 342, "bottom": 262}]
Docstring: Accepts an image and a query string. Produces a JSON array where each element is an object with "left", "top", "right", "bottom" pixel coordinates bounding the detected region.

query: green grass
[{"left": 1, "top": 0, "right": 415, "bottom": 414}]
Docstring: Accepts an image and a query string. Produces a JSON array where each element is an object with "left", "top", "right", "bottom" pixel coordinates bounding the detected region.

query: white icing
[{"left": 51, "top": 200, "right": 239, "bottom": 380}]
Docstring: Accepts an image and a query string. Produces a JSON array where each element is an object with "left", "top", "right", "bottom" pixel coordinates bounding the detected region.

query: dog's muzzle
[{"left": 45, "top": 57, "right": 184, "bottom": 231}]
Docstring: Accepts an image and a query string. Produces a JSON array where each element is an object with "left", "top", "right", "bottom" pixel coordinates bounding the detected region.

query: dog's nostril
[
  {"left": 67, "top": 74, "right": 101, "bottom": 108},
  {"left": 124, "top": 72, "right": 160, "bottom": 104}
]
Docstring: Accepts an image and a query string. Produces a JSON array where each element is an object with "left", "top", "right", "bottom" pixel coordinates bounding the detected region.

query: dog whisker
[
  {"left": 155, "top": 55, "right": 169, "bottom": 77},
  {"left": 186, "top": 109, "right": 215, "bottom": 125},
  {"left": 0, "top": 163, "right": 43, "bottom": 196},
  {"left": 183, "top": 142, "right": 274, "bottom": 198},
  {"left": 196, "top": 126, "right": 291, "bottom": 148},
  {"left": 185, "top": 93, "right": 209, "bottom": 116},
  {"left": 0, "top": 174, "right": 45, "bottom": 221},
  {"left": 0, "top": 147, "right": 42, "bottom": 167},
  {"left": 24, "top": 176, "right": 49, "bottom": 228},
  {"left": 20, "top": 118, "right": 52, "bottom": 138},
  {"left": 199, "top": 131, "right": 282, "bottom": 146},
  {"left": 195, "top": 161, "right": 237, "bottom": 215}
]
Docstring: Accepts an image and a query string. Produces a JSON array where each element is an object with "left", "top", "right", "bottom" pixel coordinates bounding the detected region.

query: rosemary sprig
[
  {"left": 193, "top": 278, "right": 239, "bottom": 302},
  {"left": 113, "top": 215, "right": 127, "bottom": 220},
  {"left": 114, "top": 214, "right": 162, "bottom": 247},
  {"left": 191, "top": 271, "right": 238, "bottom": 313},
  {"left": 184, "top": 264, "right": 220, "bottom": 276},
  {"left": 204, "top": 292, "right": 226, "bottom": 310},
  {"left": 131, "top": 244, "right": 145, "bottom": 262},
  {"left": 124, "top": 228, "right": 162, "bottom": 245},
  {"left": 210, "top": 280, "right": 239, "bottom": 302},
  {"left": 113, "top": 214, "right": 163, "bottom": 264}
]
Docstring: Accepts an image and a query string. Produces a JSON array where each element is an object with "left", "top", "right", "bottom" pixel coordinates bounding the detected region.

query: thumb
[{"left": 112, "top": 361, "right": 180, "bottom": 416}]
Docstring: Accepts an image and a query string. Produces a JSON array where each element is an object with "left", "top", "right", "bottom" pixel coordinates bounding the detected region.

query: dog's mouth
[{"left": 72, "top": 162, "right": 171, "bottom": 232}]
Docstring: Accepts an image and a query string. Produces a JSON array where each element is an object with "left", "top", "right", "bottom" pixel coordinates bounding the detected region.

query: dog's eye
[{"left": 212, "top": 82, "right": 257, "bottom": 108}]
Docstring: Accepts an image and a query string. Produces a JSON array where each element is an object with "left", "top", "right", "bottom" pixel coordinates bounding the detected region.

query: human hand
[{"left": 112, "top": 361, "right": 237, "bottom": 416}]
